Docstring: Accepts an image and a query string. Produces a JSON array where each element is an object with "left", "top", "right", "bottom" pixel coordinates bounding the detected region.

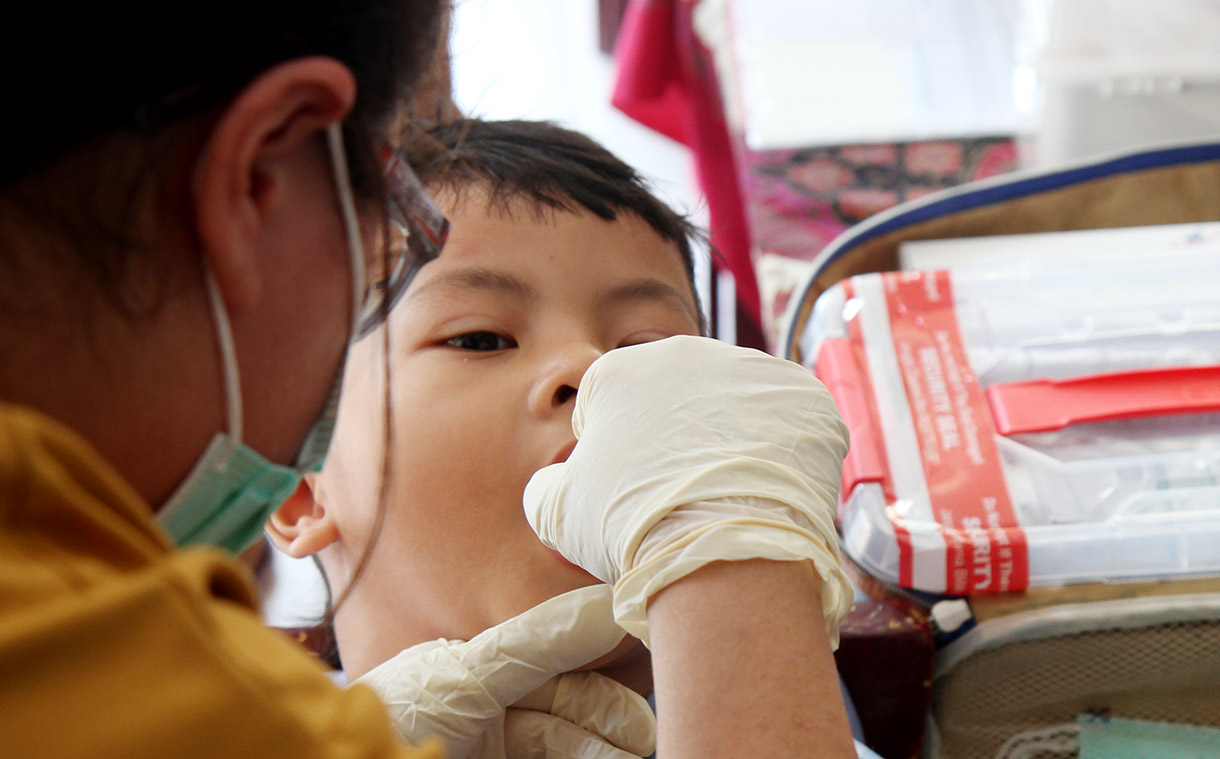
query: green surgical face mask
[{"left": 157, "top": 123, "right": 365, "bottom": 554}]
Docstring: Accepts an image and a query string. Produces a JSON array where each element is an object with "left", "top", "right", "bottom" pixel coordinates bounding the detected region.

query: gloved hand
[
  {"left": 357, "top": 585, "right": 656, "bottom": 759},
  {"left": 505, "top": 671, "right": 654, "bottom": 759},
  {"left": 524, "top": 335, "right": 853, "bottom": 647}
]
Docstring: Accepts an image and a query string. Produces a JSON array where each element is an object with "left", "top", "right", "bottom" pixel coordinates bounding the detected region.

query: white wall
[{"left": 450, "top": 0, "right": 701, "bottom": 216}]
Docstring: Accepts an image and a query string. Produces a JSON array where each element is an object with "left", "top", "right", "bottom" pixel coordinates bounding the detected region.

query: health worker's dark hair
[
  {"left": 406, "top": 118, "right": 708, "bottom": 333},
  {"left": 4, "top": 1, "right": 445, "bottom": 193},
  {"left": 1, "top": 1, "right": 445, "bottom": 318}
]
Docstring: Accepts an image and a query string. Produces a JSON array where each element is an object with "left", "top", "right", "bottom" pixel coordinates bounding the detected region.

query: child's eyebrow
[
  {"left": 406, "top": 267, "right": 537, "bottom": 302},
  {"left": 598, "top": 279, "right": 701, "bottom": 326},
  {"left": 406, "top": 269, "right": 699, "bottom": 326}
]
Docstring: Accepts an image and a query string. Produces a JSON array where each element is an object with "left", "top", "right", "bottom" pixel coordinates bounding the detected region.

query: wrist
[
  {"left": 646, "top": 559, "right": 857, "bottom": 759},
  {"left": 611, "top": 510, "right": 854, "bottom": 648}
]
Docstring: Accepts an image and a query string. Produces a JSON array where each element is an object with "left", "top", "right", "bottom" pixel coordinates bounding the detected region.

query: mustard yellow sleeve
[
  {"left": 0, "top": 401, "right": 444, "bottom": 759},
  {"left": 1, "top": 540, "right": 444, "bottom": 759}
]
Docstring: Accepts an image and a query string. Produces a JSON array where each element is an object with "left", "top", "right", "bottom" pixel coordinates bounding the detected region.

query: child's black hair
[{"left": 407, "top": 118, "right": 708, "bottom": 334}]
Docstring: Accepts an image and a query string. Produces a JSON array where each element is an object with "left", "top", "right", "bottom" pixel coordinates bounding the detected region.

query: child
[
  {"left": 269, "top": 118, "right": 705, "bottom": 691},
  {"left": 268, "top": 119, "right": 858, "bottom": 759}
]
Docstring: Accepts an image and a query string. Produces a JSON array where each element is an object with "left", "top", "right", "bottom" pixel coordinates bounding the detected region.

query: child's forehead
[
  {"left": 434, "top": 189, "right": 671, "bottom": 252},
  {"left": 414, "top": 191, "right": 693, "bottom": 300},
  {"left": 429, "top": 181, "right": 574, "bottom": 223},
  {"left": 429, "top": 184, "right": 646, "bottom": 245},
  {"left": 423, "top": 181, "right": 697, "bottom": 309}
]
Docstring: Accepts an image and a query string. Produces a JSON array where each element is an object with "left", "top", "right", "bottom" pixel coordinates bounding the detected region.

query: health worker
[{"left": 0, "top": 2, "right": 859, "bottom": 758}]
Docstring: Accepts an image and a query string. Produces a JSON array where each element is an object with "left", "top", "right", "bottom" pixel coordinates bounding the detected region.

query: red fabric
[
  {"left": 835, "top": 600, "right": 935, "bottom": 759},
  {"left": 609, "top": 0, "right": 691, "bottom": 145},
  {"left": 611, "top": 0, "right": 764, "bottom": 346}
]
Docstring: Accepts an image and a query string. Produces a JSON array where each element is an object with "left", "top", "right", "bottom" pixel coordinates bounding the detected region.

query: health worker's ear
[
  {"left": 192, "top": 56, "right": 357, "bottom": 315},
  {"left": 267, "top": 477, "right": 340, "bottom": 558}
]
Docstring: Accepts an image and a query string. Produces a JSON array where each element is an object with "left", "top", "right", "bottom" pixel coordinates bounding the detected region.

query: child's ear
[{"left": 267, "top": 477, "right": 339, "bottom": 558}]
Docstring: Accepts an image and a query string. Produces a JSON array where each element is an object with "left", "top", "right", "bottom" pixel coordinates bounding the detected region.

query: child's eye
[{"left": 444, "top": 331, "right": 517, "bottom": 352}]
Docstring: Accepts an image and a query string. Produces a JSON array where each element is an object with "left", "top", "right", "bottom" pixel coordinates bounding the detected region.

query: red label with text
[{"left": 883, "top": 271, "right": 1028, "bottom": 594}]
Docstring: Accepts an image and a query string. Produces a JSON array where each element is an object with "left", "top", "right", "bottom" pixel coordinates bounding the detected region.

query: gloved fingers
[
  {"left": 514, "top": 672, "right": 656, "bottom": 757},
  {"left": 523, "top": 464, "right": 617, "bottom": 585},
  {"left": 576, "top": 336, "right": 840, "bottom": 441},
  {"left": 503, "top": 708, "right": 649, "bottom": 759},
  {"left": 522, "top": 462, "right": 565, "bottom": 555},
  {"left": 461, "top": 585, "right": 627, "bottom": 708},
  {"left": 512, "top": 677, "right": 559, "bottom": 713},
  {"left": 525, "top": 336, "right": 849, "bottom": 591},
  {"left": 355, "top": 642, "right": 501, "bottom": 754},
  {"left": 550, "top": 672, "right": 656, "bottom": 757},
  {"left": 360, "top": 586, "right": 626, "bottom": 754}
]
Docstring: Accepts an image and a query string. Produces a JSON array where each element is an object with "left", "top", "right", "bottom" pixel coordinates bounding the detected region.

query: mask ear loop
[
  {"left": 283, "top": 121, "right": 369, "bottom": 473},
  {"left": 203, "top": 267, "right": 244, "bottom": 460},
  {"left": 310, "top": 123, "right": 390, "bottom": 643},
  {"left": 324, "top": 122, "right": 367, "bottom": 339},
  {"left": 198, "top": 123, "right": 364, "bottom": 466}
]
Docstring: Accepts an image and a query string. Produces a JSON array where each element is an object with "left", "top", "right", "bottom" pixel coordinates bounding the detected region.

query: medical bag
[
  {"left": 929, "top": 592, "right": 1220, "bottom": 758},
  {"left": 782, "top": 141, "right": 1220, "bottom": 598},
  {"left": 779, "top": 140, "right": 1220, "bottom": 758}
]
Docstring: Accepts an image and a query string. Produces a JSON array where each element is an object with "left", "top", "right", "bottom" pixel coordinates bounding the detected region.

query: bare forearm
[{"left": 647, "top": 559, "right": 856, "bottom": 759}]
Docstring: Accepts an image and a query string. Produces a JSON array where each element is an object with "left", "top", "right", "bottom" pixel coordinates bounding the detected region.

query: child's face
[{"left": 312, "top": 189, "right": 701, "bottom": 675}]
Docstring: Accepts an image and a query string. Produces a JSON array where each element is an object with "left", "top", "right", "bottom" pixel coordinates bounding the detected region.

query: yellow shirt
[{"left": 0, "top": 403, "right": 442, "bottom": 759}]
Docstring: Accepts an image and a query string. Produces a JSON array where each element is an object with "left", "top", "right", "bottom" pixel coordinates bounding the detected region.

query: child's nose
[
  {"left": 552, "top": 384, "right": 577, "bottom": 406},
  {"left": 528, "top": 342, "right": 604, "bottom": 416}
]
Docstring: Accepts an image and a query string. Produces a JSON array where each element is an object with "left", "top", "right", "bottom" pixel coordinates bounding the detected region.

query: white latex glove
[
  {"left": 358, "top": 585, "right": 655, "bottom": 759},
  {"left": 524, "top": 335, "right": 853, "bottom": 647},
  {"left": 506, "top": 672, "right": 654, "bottom": 759}
]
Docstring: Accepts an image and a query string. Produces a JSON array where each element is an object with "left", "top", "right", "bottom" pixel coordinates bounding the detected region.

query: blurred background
[{"left": 445, "top": 0, "right": 1220, "bottom": 351}]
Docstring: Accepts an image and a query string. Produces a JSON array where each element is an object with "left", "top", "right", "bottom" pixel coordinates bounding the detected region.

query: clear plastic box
[{"left": 808, "top": 251, "right": 1220, "bottom": 594}]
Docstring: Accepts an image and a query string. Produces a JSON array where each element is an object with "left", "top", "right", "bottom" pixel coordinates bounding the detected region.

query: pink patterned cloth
[{"left": 743, "top": 139, "right": 1017, "bottom": 344}]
